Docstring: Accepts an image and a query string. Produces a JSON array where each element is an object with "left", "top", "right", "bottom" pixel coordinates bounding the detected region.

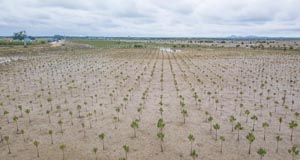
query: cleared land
[{"left": 0, "top": 41, "right": 299, "bottom": 160}]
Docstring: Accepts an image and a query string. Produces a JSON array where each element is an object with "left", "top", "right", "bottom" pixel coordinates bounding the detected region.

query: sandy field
[{"left": 0, "top": 45, "right": 299, "bottom": 160}]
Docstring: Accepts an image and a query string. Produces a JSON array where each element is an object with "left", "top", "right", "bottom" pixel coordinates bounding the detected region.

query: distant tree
[{"left": 13, "top": 31, "right": 26, "bottom": 40}]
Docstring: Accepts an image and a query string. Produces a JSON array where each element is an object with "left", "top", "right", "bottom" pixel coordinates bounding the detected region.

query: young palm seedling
[
  {"left": 275, "top": 135, "right": 282, "bottom": 153},
  {"left": 60, "top": 144, "right": 66, "bottom": 160},
  {"left": 82, "top": 123, "right": 86, "bottom": 138},
  {"left": 47, "top": 97, "right": 53, "bottom": 110},
  {"left": 219, "top": 136, "right": 225, "bottom": 153},
  {"left": 20, "top": 129, "right": 25, "bottom": 142},
  {"left": 229, "top": 115, "right": 236, "bottom": 132},
  {"left": 288, "top": 145, "right": 299, "bottom": 160},
  {"left": 48, "top": 130, "right": 53, "bottom": 144},
  {"left": 0, "top": 126, "right": 2, "bottom": 142},
  {"left": 4, "top": 110, "right": 9, "bottom": 124},
  {"left": 116, "top": 107, "right": 121, "bottom": 121},
  {"left": 93, "top": 147, "right": 98, "bottom": 160},
  {"left": 69, "top": 111, "right": 73, "bottom": 125},
  {"left": 278, "top": 117, "right": 282, "bottom": 132},
  {"left": 46, "top": 110, "right": 51, "bottom": 123},
  {"left": 25, "top": 109, "right": 31, "bottom": 123},
  {"left": 98, "top": 133, "right": 105, "bottom": 150},
  {"left": 190, "top": 150, "right": 198, "bottom": 160},
  {"left": 289, "top": 120, "right": 298, "bottom": 142},
  {"left": 34, "top": 140, "right": 40, "bottom": 158},
  {"left": 208, "top": 116, "right": 213, "bottom": 132},
  {"left": 58, "top": 120, "right": 63, "bottom": 134},
  {"left": 157, "top": 118, "right": 165, "bottom": 132},
  {"left": 251, "top": 115, "right": 258, "bottom": 131},
  {"left": 159, "top": 107, "right": 163, "bottom": 118},
  {"left": 77, "top": 105, "right": 82, "bottom": 118},
  {"left": 213, "top": 123, "right": 220, "bottom": 141},
  {"left": 181, "top": 109, "right": 188, "bottom": 124},
  {"left": 257, "top": 147, "right": 266, "bottom": 160},
  {"left": 123, "top": 145, "right": 129, "bottom": 160},
  {"left": 87, "top": 112, "right": 92, "bottom": 128},
  {"left": 262, "top": 122, "right": 269, "bottom": 141},
  {"left": 130, "top": 120, "right": 139, "bottom": 138},
  {"left": 188, "top": 134, "right": 195, "bottom": 154},
  {"left": 13, "top": 116, "right": 19, "bottom": 133},
  {"left": 157, "top": 131, "right": 165, "bottom": 152},
  {"left": 137, "top": 107, "right": 142, "bottom": 120},
  {"left": 234, "top": 122, "right": 243, "bottom": 141},
  {"left": 4, "top": 136, "right": 11, "bottom": 154},
  {"left": 246, "top": 132, "right": 255, "bottom": 154},
  {"left": 18, "top": 105, "right": 23, "bottom": 117},
  {"left": 113, "top": 116, "right": 118, "bottom": 129}
]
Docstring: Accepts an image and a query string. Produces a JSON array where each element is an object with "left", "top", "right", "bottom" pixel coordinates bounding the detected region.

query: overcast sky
[{"left": 0, "top": 0, "right": 299, "bottom": 37}]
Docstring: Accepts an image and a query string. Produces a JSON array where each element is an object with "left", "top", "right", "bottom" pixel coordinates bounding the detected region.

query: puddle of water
[
  {"left": 159, "top": 47, "right": 181, "bottom": 53},
  {"left": 0, "top": 57, "right": 24, "bottom": 64}
]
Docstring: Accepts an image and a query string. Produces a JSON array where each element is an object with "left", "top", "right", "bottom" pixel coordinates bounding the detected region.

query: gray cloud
[{"left": 0, "top": 0, "right": 299, "bottom": 37}]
